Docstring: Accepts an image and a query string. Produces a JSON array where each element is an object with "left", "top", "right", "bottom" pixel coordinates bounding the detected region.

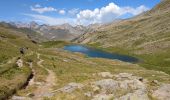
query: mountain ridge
[{"left": 8, "top": 21, "right": 101, "bottom": 42}]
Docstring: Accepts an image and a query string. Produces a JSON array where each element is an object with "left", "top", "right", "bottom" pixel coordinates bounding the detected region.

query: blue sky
[{"left": 0, "top": 0, "right": 161, "bottom": 25}]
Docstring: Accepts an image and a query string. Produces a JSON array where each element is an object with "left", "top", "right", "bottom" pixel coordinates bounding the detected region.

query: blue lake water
[{"left": 64, "top": 45, "right": 138, "bottom": 63}]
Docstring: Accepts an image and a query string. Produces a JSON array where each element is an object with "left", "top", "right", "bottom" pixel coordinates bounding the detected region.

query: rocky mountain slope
[
  {"left": 0, "top": 22, "right": 47, "bottom": 42},
  {"left": 11, "top": 21, "right": 93, "bottom": 41},
  {"left": 75, "top": 0, "right": 170, "bottom": 74},
  {"left": 76, "top": 0, "right": 170, "bottom": 54}
]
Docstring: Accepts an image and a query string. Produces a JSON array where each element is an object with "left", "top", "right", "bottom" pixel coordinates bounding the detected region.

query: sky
[{"left": 0, "top": 0, "right": 161, "bottom": 26}]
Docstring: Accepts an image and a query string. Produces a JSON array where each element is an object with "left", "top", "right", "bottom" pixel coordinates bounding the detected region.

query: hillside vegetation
[
  {"left": 1, "top": 25, "right": 170, "bottom": 99},
  {"left": 76, "top": 0, "right": 170, "bottom": 74},
  {"left": 1, "top": 0, "right": 170, "bottom": 100},
  {"left": 0, "top": 23, "right": 39, "bottom": 99},
  {"left": 12, "top": 42, "right": 170, "bottom": 100}
]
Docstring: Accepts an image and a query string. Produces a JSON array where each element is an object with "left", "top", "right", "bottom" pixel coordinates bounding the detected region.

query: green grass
[
  {"left": 40, "top": 41, "right": 70, "bottom": 48},
  {"left": 0, "top": 24, "right": 39, "bottom": 99},
  {"left": 138, "top": 50, "right": 170, "bottom": 74},
  {"left": 87, "top": 43, "right": 170, "bottom": 74},
  {"left": 0, "top": 65, "right": 31, "bottom": 100},
  {"left": 34, "top": 47, "right": 170, "bottom": 99}
]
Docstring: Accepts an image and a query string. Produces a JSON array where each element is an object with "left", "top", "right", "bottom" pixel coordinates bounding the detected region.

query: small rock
[
  {"left": 98, "top": 72, "right": 113, "bottom": 78},
  {"left": 16, "top": 58, "right": 23, "bottom": 68},
  {"left": 63, "top": 59, "right": 68, "bottom": 62},
  {"left": 151, "top": 80, "right": 159, "bottom": 85}
]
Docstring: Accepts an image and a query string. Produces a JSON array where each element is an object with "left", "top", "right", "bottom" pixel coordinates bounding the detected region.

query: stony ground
[{"left": 11, "top": 48, "right": 170, "bottom": 100}]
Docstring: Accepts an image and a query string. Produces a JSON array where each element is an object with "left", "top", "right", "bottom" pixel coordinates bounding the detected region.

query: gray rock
[
  {"left": 116, "top": 90, "right": 149, "bottom": 100},
  {"left": 91, "top": 73, "right": 148, "bottom": 100},
  {"left": 125, "top": 79, "right": 146, "bottom": 90},
  {"left": 114, "top": 73, "right": 133, "bottom": 80},
  {"left": 95, "top": 79, "right": 119, "bottom": 92},
  {"left": 59, "top": 82, "right": 84, "bottom": 93},
  {"left": 16, "top": 59, "right": 23, "bottom": 68},
  {"left": 152, "top": 84, "right": 170, "bottom": 100},
  {"left": 98, "top": 72, "right": 113, "bottom": 78}
]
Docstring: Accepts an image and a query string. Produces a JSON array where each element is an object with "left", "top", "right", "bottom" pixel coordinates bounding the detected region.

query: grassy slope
[
  {"left": 76, "top": 0, "right": 170, "bottom": 74},
  {"left": 0, "top": 1, "right": 170, "bottom": 98},
  {"left": 40, "top": 40, "right": 70, "bottom": 48},
  {"left": 0, "top": 24, "right": 40, "bottom": 99},
  {"left": 6, "top": 34, "right": 169, "bottom": 99},
  {"left": 19, "top": 42, "right": 170, "bottom": 100}
]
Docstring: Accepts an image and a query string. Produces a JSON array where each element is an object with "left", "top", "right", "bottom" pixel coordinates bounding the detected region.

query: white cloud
[
  {"left": 24, "top": 14, "right": 76, "bottom": 25},
  {"left": 31, "top": 5, "right": 66, "bottom": 15},
  {"left": 31, "top": 5, "right": 57, "bottom": 14},
  {"left": 28, "top": 3, "right": 149, "bottom": 26},
  {"left": 68, "top": 8, "right": 79, "bottom": 16},
  {"left": 35, "top": 4, "right": 41, "bottom": 8},
  {"left": 76, "top": 3, "right": 149, "bottom": 25},
  {"left": 59, "top": 10, "right": 66, "bottom": 15}
]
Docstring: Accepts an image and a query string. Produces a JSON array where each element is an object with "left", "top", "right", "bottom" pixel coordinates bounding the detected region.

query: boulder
[
  {"left": 116, "top": 90, "right": 149, "bottom": 100},
  {"left": 152, "top": 84, "right": 170, "bottom": 100},
  {"left": 94, "top": 79, "right": 119, "bottom": 93},
  {"left": 92, "top": 73, "right": 148, "bottom": 99}
]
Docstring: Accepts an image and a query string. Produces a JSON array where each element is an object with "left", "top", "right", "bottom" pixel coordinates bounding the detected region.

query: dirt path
[
  {"left": 32, "top": 53, "right": 56, "bottom": 99},
  {"left": 11, "top": 53, "right": 56, "bottom": 100}
]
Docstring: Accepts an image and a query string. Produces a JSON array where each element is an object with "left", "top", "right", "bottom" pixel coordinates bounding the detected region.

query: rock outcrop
[
  {"left": 58, "top": 83, "right": 84, "bottom": 93},
  {"left": 152, "top": 84, "right": 170, "bottom": 100}
]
